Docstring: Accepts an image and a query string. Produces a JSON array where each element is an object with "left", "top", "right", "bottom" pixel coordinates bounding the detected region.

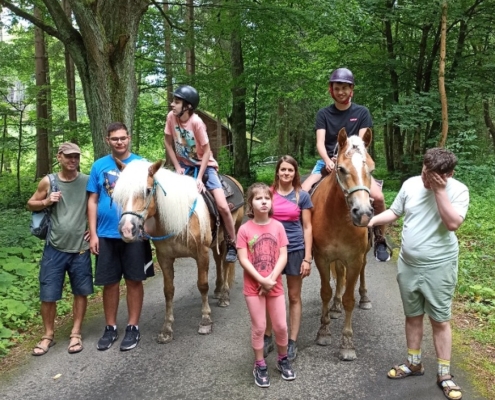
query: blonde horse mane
[
  {"left": 112, "top": 159, "right": 209, "bottom": 240},
  {"left": 343, "top": 135, "right": 367, "bottom": 159}
]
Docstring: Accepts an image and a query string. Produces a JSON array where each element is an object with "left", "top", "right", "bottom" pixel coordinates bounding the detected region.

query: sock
[
  {"left": 407, "top": 348, "right": 421, "bottom": 366},
  {"left": 255, "top": 359, "right": 266, "bottom": 368},
  {"left": 277, "top": 353, "right": 287, "bottom": 362},
  {"left": 127, "top": 324, "right": 139, "bottom": 329},
  {"left": 437, "top": 358, "right": 450, "bottom": 376}
]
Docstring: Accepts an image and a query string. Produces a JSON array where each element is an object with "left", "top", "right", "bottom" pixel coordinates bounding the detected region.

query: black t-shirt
[{"left": 314, "top": 103, "right": 373, "bottom": 157}]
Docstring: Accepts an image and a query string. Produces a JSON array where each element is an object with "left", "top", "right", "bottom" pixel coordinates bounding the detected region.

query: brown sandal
[
  {"left": 387, "top": 362, "right": 424, "bottom": 379},
  {"left": 68, "top": 333, "right": 84, "bottom": 354},
  {"left": 437, "top": 374, "right": 462, "bottom": 400},
  {"left": 32, "top": 335, "right": 56, "bottom": 356}
]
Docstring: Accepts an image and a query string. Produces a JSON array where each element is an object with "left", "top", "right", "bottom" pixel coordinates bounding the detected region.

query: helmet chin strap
[
  {"left": 177, "top": 104, "right": 192, "bottom": 118},
  {"left": 330, "top": 86, "right": 353, "bottom": 105}
]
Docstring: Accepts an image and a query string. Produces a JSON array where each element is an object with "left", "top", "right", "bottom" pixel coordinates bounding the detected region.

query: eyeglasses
[{"left": 108, "top": 136, "right": 129, "bottom": 143}]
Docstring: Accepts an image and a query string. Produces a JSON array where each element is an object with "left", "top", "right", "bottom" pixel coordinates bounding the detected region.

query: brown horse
[
  {"left": 311, "top": 128, "right": 374, "bottom": 360},
  {"left": 112, "top": 159, "right": 244, "bottom": 343}
]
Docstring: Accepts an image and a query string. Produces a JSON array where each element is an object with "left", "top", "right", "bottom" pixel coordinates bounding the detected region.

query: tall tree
[
  {"left": 0, "top": 0, "right": 150, "bottom": 159},
  {"left": 438, "top": 0, "right": 448, "bottom": 147}
]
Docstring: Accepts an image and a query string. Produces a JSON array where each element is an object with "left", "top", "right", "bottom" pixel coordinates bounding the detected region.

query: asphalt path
[{"left": 0, "top": 252, "right": 486, "bottom": 400}]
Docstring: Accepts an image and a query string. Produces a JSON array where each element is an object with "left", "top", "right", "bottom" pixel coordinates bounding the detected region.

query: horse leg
[
  {"left": 315, "top": 254, "right": 333, "bottom": 346},
  {"left": 212, "top": 246, "right": 223, "bottom": 300},
  {"left": 156, "top": 255, "right": 175, "bottom": 344},
  {"left": 212, "top": 243, "right": 232, "bottom": 307},
  {"left": 197, "top": 247, "right": 213, "bottom": 335},
  {"left": 358, "top": 256, "right": 372, "bottom": 310},
  {"left": 339, "top": 261, "right": 361, "bottom": 361},
  {"left": 330, "top": 261, "right": 345, "bottom": 319}
]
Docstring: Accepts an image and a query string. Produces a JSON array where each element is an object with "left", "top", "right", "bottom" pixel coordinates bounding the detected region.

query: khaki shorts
[{"left": 396, "top": 257, "right": 458, "bottom": 322}]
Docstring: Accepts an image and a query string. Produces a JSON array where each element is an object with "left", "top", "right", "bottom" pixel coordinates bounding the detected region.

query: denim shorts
[
  {"left": 180, "top": 163, "right": 222, "bottom": 190},
  {"left": 397, "top": 257, "right": 458, "bottom": 322},
  {"left": 311, "top": 159, "right": 326, "bottom": 175},
  {"left": 39, "top": 244, "right": 93, "bottom": 302},
  {"left": 282, "top": 249, "right": 305, "bottom": 276},
  {"left": 94, "top": 238, "right": 154, "bottom": 285}
]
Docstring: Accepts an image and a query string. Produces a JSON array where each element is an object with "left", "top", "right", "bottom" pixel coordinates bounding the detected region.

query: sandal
[
  {"left": 387, "top": 362, "right": 424, "bottom": 379},
  {"left": 437, "top": 374, "right": 462, "bottom": 400},
  {"left": 32, "top": 335, "right": 56, "bottom": 356},
  {"left": 68, "top": 333, "right": 84, "bottom": 354}
]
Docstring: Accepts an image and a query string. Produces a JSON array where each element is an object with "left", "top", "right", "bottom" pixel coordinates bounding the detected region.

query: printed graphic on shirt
[
  {"left": 174, "top": 126, "right": 199, "bottom": 163},
  {"left": 103, "top": 170, "right": 119, "bottom": 197},
  {"left": 249, "top": 233, "right": 278, "bottom": 274}
]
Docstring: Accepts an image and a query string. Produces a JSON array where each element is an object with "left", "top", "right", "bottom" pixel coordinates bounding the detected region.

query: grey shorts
[
  {"left": 396, "top": 257, "right": 458, "bottom": 322},
  {"left": 282, "top": 249, "right": 305, "bottom": 276}
]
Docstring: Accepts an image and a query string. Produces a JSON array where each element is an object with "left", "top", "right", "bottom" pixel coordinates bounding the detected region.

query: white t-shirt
[{"left": 390, "top": 175, "right": 469, "bottom": 266}]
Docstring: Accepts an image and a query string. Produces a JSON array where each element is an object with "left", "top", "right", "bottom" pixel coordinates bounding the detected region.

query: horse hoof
[
  {"left": 217, "top": 298, "right": 230, "bottom": 307},
  {"left": 213, "top": 291, "right": 221, "bottom": 299},
  {"left": 316, "top": 335, "right": 332, "bottom": 346},
  {"left": 157, "top": 333, "right": 173, "bottom": 344},
  {"left": 198, "top": 324, "right": 212, "bottom": 335},
  {"left": 339, "top": 349, "right": 357, "bottom": 361},
  {"left": 329, "top": 311, "right": 342, "bottom": 319},
  {"left": 359, "top": 301, "right": 372, "bottom": 310}
]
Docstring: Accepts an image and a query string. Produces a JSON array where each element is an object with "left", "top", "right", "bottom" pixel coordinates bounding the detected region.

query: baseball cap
[{"left": 58, "top": 142, "right": 81, "bottom": 155}]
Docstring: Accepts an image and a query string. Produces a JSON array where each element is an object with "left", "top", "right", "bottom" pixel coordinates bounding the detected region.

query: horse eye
[{"left": 146, "top": 188, "right": 152, "bottom": 196}]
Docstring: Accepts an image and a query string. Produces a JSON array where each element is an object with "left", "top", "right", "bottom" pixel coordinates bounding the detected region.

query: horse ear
[
  {"left": 362, "top": 128, "right": 372, "bottom": 148},
  {"left": 114, "top": 157, "right": 126, "bottom": 172},
  {"left": 148, "top": 159, "right": 165, "bottom": 177},
  {"left": 337, "top": 128, "right": 348, "bottom": 151}
]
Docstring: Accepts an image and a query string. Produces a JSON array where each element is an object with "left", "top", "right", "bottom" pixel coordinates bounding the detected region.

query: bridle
[{"left": 334, "top": 146, "right": 371, "bottom": 203}]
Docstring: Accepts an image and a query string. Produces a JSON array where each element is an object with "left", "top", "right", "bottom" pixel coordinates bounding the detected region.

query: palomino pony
[
  {"left": 112, "top": 159, "right": 244, "bottom": 343},
  {"left": 311, "top": 128, "right": 374, "bottom": 361}
]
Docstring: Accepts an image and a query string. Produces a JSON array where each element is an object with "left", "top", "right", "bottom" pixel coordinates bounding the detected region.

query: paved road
[{"left": 0, "top": 252, "right": 485, "bottom": 400}]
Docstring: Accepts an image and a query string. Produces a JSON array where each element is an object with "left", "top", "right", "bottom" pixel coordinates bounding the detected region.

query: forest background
[{"left": 0, "top": 0, "right": 493, "bottom": 396}]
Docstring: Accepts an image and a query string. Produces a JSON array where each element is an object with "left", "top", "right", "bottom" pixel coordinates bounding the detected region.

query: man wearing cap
[
  {"left": 301, "top": 67, "right": 391, "bottom": 262},
  {"left": 27, "top": 142, "right": 93, "bottom": 356}
]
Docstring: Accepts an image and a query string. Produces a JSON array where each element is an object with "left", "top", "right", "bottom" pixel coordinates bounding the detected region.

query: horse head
[
  {"left": 113, "top": 159, "right": 164, "bottom": 242},
  {"left": 335, "top": 128, "right": 374, "bottom": 227}
]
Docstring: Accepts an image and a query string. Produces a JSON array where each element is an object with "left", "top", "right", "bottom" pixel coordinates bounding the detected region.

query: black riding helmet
[
  {"left": 173, "top": 85, "right": 200, "bottom": 110},
  {"left": 329, "top": 68, "right": 355, "bottom": 85}
]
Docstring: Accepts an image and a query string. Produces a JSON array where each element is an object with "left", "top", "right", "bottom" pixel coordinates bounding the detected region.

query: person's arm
[
  {"left": 27, "top": 176, "right": 61, "bottom": 211},
  {"left": 316, "top": 128, "right": 334, "bottom": 171},
  {"left": 368, "top": 209, "right": 400, "bottom": 228},
  {"left": 358, "top": 127, "right": 370, "bottom": 139},
  {"left": 196, "top": 142, "right": 211, "bottom": 193},
  {"left": 164, "top": 134, "right": 184, "bottom": 174},
  {"left": 428, "top": 172, "right": 465, "bottom": 231},
  {"left": 238, "top": 247, "right": 277, "bottom": 290},
  {"left": 269, "top": 245, "right": 288, "bottom": 282},
  {"left": 87, "top": 192, "right": 100, "bottom": 255},
  {"left": 300, "top": 208, "right": 313, "bottom": 277}
]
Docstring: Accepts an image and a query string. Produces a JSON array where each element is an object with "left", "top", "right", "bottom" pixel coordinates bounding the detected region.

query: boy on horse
[
  {"left": 164, "top": 85, "right": 237, "bottom": 262},
  {"left": 301, "top": 67, "right": 390, "bottom": 262}
]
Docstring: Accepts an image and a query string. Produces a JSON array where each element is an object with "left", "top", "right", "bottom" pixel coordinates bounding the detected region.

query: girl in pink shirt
[{"left": 237, "top": 183, "right": 296, "bottom": 388}]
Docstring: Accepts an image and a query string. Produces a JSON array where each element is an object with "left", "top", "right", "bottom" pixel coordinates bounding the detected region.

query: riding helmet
[
  {"left": 329, "top": 68, "right": 355, "bottom": 85},
  {"left": 173, "top": 85, "right": 200, "bottom": 109}
]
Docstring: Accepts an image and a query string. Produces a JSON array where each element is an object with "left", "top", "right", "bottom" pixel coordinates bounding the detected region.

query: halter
[
  {"left": 334, "top": 145, "right": 371, "bottom": 201},
  {"left": 121, "top": 178, "right": 198, "bottom": 241}
]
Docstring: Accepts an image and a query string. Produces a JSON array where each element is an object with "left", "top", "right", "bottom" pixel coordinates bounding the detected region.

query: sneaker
[
  {"left": 253, "top": 365, "right": 270, "bottom": 388},
  {"left": 263, "top": 334, "right": 274, "bottom": 358},
  {"left": 277, "top": 356, "right": 296, "bottom": 380},
  {"left": 120, "top": 325, "right": 141, "bottom": 351},
  {"left": 287, "top": 339, "right": 297, "bottom": 361},
  {"left": 375, "top": 242, "right": 391, "bottom": 262},
  {"left": 96, "top": 325, "right": 118, "bottom": 351},
  {"left": 225, "top": 244, "right": 237, "bottom": 263}
]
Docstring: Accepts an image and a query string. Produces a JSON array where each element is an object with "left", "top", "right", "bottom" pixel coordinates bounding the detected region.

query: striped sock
[
  {"left": 277, "top": 353, "right": 288, "bottom": 362},
  {"left": 407, "top": 348, "right": 422, "bottom": 366},
  {"left": 437, "top": 358, "right": 450, "bottom": 376}
]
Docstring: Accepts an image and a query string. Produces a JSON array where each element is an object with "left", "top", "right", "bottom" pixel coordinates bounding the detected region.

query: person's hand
[
  {"left": 47, "top": 190, "right": 62, "bottom": 205},
  {"left": 260, "top": 276, "right": 276, "bottom": 292},
  {"left": 427, "top": 171, "right": 448, "bottom": 191},
  {"left": 196, "top": 178, "right": 205, "bottom": 193},
  {"left": 300, "top": 260, "right": 311, "bottom": 278},
  {"left": 175, "top": 166, "right": 185, "bottom": 175},
  {"left": 89, "top": 235, "right": 99, "bottom": 255},
  {"left": 325, "top": 159, "right": 335, "bottom": 172}
]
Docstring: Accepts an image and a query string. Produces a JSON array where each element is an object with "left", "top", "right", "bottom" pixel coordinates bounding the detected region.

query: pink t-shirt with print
[
  {"left": 236, "top": 219, "right": 289, "bottom": 297},
  {"left": 164, "top": 111, "right": 218, "bottom": 168}
]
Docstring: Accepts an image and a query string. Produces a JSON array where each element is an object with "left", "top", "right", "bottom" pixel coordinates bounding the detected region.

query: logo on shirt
[
  {"left": 349, "top": 118, "right": 357, "bottom": 122},
  {"left": 103, "top": 169, "right": 119, "bottom": 197}
]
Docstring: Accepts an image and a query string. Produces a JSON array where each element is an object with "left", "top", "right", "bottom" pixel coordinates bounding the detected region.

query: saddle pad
[{"left": 219, "top": 175, "right": 244, "bottom": 212}]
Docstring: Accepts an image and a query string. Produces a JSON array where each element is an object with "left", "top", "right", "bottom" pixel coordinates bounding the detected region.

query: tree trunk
[
  {"left": 62, "top": 0, "right": 77, "bottom": 140},
  {"left": 34, "top": 6, "right": 50, "bottom": 178},
  {"left": 0, "top": 0, "right": 151, "bottom": 159},
  {"left": 438, "top": 0, "right": 448, "bottom": 148},
  {"left": 482, "top": 99, "right": 495, "bottom": 150},
  {"left": 185, "top": 0, "right": 195, "bottom": 77}
]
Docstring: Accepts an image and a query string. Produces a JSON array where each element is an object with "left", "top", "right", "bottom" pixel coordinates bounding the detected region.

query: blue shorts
[
  {"left": 39, "top": 244, "right": 93, "bottom": 302},
  {"left": 180, "top": 163, "right": 222, "bottom": 190},
  {"left": 311, "top": 159, "right": 326, "bottom": 175},
  {"left": 94, "top": 238, "right": 154, "bottom": 286},
  {"left": 282, "top": 249, "right": 305, "bottom": 276}
]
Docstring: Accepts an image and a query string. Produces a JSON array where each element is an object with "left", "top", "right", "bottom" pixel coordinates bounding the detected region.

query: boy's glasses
[{"left": 108, "top": 136, "right": 129, "bottom": 143}]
